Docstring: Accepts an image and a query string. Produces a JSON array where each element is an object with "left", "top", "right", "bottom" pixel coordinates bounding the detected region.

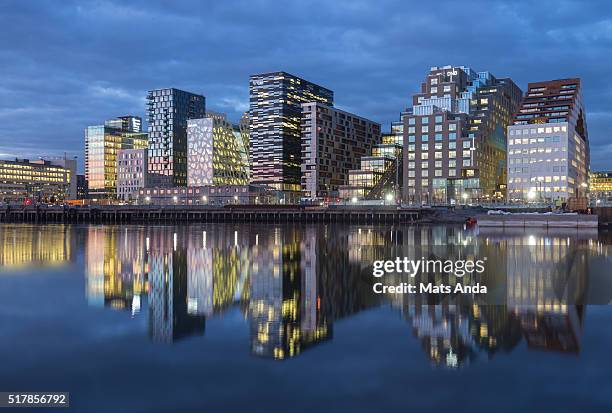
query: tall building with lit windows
[
  {"left": 507, "top": 79, "right": 589, "bottom": 204},
  {"left": 249, "top": 72, "right": 333, "bottom": 198},
  {"left": 85, "top": 116, "right": 148, "bottom": 198},
  {"left": 146, "top": 88, "right": 206, "bottom": 187},
  {"left": 401, "top": 66, "right": 522, "bottom": 204}
]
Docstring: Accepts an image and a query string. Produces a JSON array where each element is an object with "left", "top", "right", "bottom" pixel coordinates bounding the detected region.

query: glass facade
[
  {"left": 187, "top": 112, "right": 249, "bottom": 187},
  {"left": 85, "top": 117, "right": 148, "bottom": 198},
  {"left": 249, "top": 72, "right": 333, "bottom": 193},
  {"left": 147, "top": 88, "right": 206, "bottom": 187}
]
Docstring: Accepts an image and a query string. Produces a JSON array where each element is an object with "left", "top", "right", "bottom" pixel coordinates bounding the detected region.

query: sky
[{"left": 1, "top": 0, "right": 611, "bottom": 173}]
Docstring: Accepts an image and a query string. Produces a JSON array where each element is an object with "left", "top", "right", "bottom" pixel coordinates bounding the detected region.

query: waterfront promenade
[
  {"left": 0, "top": 204, "right": 423, "bottom": 225},
  {"left": 2, "top": 205, "right": 611, "bottom": 226}
]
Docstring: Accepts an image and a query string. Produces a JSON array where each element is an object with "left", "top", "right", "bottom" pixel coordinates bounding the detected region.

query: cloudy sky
[{"left": 1, "top": 0, "right": 611, "bottom": 172}]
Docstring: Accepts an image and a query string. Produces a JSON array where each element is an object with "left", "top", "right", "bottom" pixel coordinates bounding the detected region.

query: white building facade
[
  {"left": 506, "top": 79, "right": 588, "bottom": 204},
  {"left": 117, "top": 149, "right": 148, "bottom": 202}
]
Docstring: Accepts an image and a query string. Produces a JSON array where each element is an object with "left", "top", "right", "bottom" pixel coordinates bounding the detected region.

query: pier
[{"left": 0, "top": 205, "right": 423, "bottom": 225}]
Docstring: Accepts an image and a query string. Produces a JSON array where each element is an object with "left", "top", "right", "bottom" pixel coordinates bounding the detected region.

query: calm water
[{"left": 0, "top": 223, "right": 611, "bottom": 413}]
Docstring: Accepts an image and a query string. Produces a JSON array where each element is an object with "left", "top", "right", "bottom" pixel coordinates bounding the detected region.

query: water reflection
[
  {"left": 1, "top": 223, "right": 611, "bottom": 367},
  {"left": 0, "top": 225, "right": 76, "bottom": 268}
]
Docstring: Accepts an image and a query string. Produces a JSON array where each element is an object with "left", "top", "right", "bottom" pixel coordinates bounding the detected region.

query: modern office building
[
  {"left": 85, "top": 116, "right": 148, "bottom": 199},
  {"left": 147, "top": 88, "right": 206, "bottom": 187},
  {"left": 33, "top": 156, "right": 78, "bottom": 199},
  {"left": 116, "top": 148, "right": 148, "bottom": 202},
  {"left": 401, "top": 66, "right": 522, "bottom": 204},
  {"left": 0, "top": 158, "right": 74, "bottom": 204},
  {"left": 340, "top": 118, "right": 405, "bottom": 201},
  {"left": 249, "top": 72, "right": 333, "bottom": 198},
  {"left": 507, "top": 79, "right": 589, "bottom": 204},
  {"left": 300, "top": 102, "right": 380, "bottom": 199},
  {"left": 589, "top": 171, "right": 612, "bottom": 205},
  {"left": 187, "top": 112, "right": 249, "bottom": 187}
]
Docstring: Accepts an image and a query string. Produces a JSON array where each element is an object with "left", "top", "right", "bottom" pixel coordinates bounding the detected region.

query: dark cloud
[{"left": 1, "top": 0, "right": 611, "bottom": 171}]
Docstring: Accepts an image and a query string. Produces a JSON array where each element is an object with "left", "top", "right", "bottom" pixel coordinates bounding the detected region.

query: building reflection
[
  {"left": 0, "top": 225, "right": 74, "bottom": 269},
  {"left": 147, "top": 228, "right": 206, "bottom": 343},
  {"left": 85, "top": 227, "right": 148, "bottom": 314},
  {"left": 76, "top": 223, "right": 610, "bottom": 362},
  {"left": 385, "top": 226, "right": 598, "bottom": 367}
]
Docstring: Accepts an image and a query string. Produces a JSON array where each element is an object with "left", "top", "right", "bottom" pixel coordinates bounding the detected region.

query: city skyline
[{"left": 2, "top": 0, "right": 612, "bottom": 172}]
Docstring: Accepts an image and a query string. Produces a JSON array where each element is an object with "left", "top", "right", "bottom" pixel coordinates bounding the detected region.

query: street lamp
[
  {"left": 385, "top": 193, "right": 394, "bottom": 204},
  {"left": 351, "top": 197, "right": 358, "bottom": 204},
  {"left": 527, "top": 190, "right": 536, "bottom": 201},
  {"left": 145, "top": 196, "right": 151, "bottom": 203},
  {"left": 173, "top": 196, "right": 178, "bottom": 204},
  {"left": 202, "top": 195, "right": 207, "bottom": 203},
  {"left": 461, "top": 192, "right": 468, "bottom": 206}
]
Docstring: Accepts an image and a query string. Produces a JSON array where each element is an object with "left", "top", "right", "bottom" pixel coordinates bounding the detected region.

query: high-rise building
[
  {"left": 402, "top": 66, "right": 522, "bottom": 204},
  {"left": 186, "top": 112, "right": 249, "bottom": 187},
  {"left": 507, "top": 79, "right": 589, "bottom": 204},
  {"left": 116, "top": 148, "right": 148, "bottom": 202},
  {"left": 146, "top": 88, "right": 206, "bottom": 187},
  {"left": 249, "top": 72, "right": 333, "bottom": 197},
  {"left": 0, "top": 158, "right": 74, "bottom": 204},
  {"left": 85, "top": 116, "right": 148, "bottom": 198},
  {"left": 301, "top": 102, "right": 380, "bottom": 199}
]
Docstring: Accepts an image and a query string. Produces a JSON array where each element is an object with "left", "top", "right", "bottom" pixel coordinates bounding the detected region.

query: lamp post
[
  {"left": 527, "top": 190, "right": 536, "bottom": 203},
  {"left": 385, "top": 193, "right": 394, "bottom": 206}
]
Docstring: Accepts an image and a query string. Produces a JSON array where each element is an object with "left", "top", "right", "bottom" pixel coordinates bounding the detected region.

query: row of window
[{"left": 509, "top": 125, "right": 567, "bottom": 135}]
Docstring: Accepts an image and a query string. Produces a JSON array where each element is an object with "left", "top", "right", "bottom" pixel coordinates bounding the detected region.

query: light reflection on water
[{"left": 0, "top": 223, "right": 611, "bottom": 411}]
